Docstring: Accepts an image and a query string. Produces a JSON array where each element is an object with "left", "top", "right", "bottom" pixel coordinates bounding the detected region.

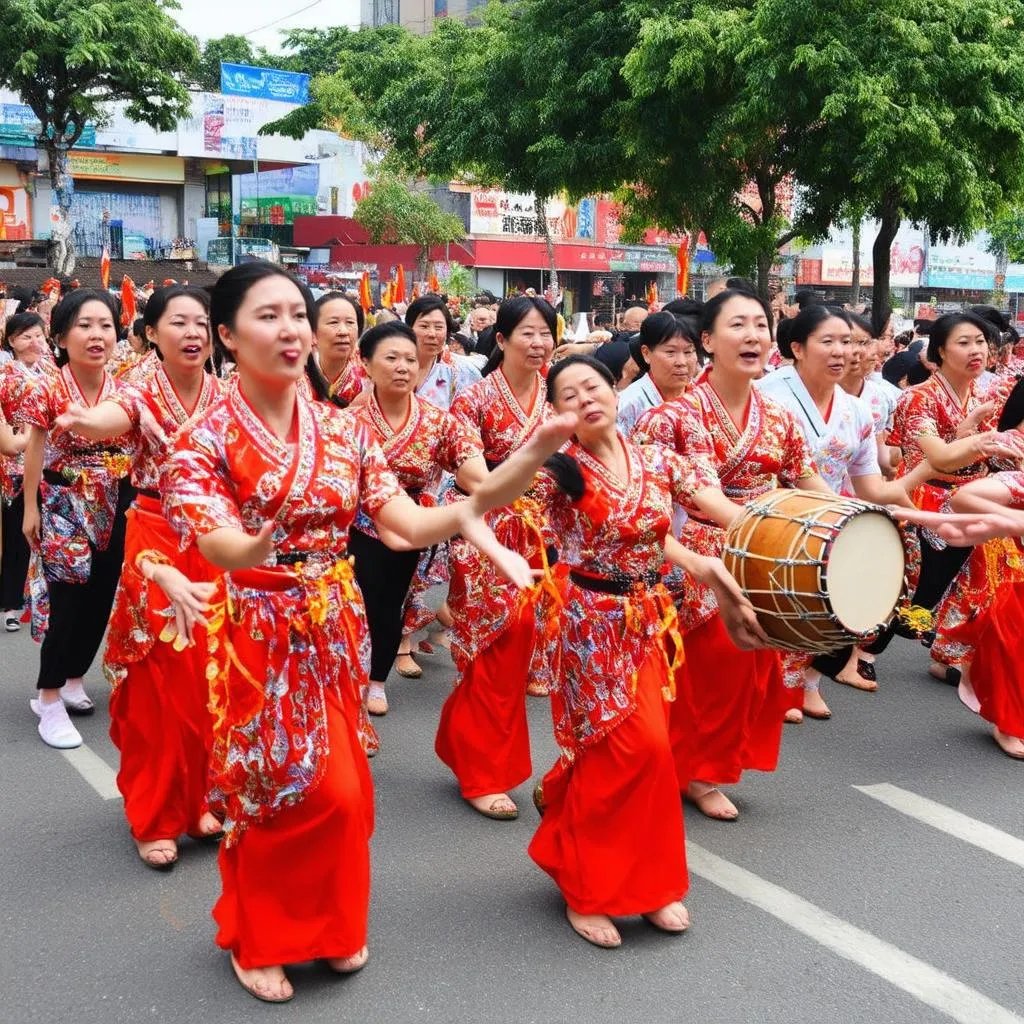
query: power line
[{"left": 242, "top": 0, "right": 327, "bottom": 37}]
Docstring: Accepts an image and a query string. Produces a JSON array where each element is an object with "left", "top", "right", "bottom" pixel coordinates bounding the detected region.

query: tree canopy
[
  {"left": 193, "top": 34, "right": 257, "bottom": 92},
  {"left": 354, "top": 174, "right": 465, "bottom": 279},
  {"left": 0, "top": 0, "right": 199, "bottom": 273}
]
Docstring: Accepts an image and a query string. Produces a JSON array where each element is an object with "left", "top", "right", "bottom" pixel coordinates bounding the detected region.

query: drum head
[{"left": 825, "top": 512, "right": 905, "bottom": 633}]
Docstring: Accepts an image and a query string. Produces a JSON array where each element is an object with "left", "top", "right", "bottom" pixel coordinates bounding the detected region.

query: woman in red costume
[
  {"left": 435, "top": 295, "right": 556, "bottom": 821},
  {"left": 21, "top": 290, "right": 136, "bottom": 750},
  {"left": 896, "top": 313, "right": 1024, "bottom": 694},
  {"left": 314, "top": 291, "right": 368, "bottom": 405},
  {"left": 159, "top": 261, "right": 572, "bottom": 1003},
  {"left": 55, "top": 285, "right": 223, "bottom": 869},
  {"left": 635, "top": 290, "right": 831, "bottom": 820},
  {"left": 478, "top": 354, "right": 765, "bottom": 948},
  {"left": 0, "top": 312, "right": 51, "bottom": 631},
  {"left": 349, "top": 320, "right": 486, "bottom": 716}
]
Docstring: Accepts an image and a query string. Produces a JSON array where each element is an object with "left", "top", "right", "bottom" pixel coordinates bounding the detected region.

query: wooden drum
[{"left": 721, "top": 490, "right": 906, "bottom": 653}]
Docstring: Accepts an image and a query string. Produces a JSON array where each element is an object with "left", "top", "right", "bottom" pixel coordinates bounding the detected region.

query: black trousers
[
  {"left": 812, "top": 527, "right": 973, "bottom": 677},
  {"left": 1, "top": 491, "right": 31, "bottom": 610},
  {"left": 349, "top": 527, "right": 422, "bottom": 683},
  {"left": 36, "top": 481, "right": 130, "bottom": 690}
]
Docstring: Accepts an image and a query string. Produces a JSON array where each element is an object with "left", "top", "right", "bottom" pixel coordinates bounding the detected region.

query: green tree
[
  {"left": 753, "top": 0, "right": 1024, "bottom": 331},
  {"left": 354, "top": 174, "right": 465, "bottom": 281},
  {"left": 262, "top": 5, "right": 640, "bottom": 291},
  {"left": 0, "top": 0, "right": 199, "bottom": 274},
  {"left": 986, "top": 209, "right": 1024, "bottom": 265},
  {"left": 193, "top": 34, "right": 256, "bottom": 92}
]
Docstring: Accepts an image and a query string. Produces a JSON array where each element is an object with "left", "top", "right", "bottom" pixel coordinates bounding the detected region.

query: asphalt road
[{"left": 2, "top": 621, "right": 1023, "bottom": 1024}]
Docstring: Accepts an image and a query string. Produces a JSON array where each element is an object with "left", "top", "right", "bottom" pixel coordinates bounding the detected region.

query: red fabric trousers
[
  {"left": 434, "top": 607, "right": 534, "bottom": 799},
  {"left": 672, "top": 613, "right": 788, "bottom": 787},
  {"left": 528, "top": 652, "right": 689, "bottom": 916},
  {"left": 967, "top": 582, "right": 1024, "bottom": 739},
  {"left": 214, "top": 689, "right": 374, "bottom": 969},
  {"left": 109, "top": 646, "right": 211, "bottom": 842},
  {"left": 107, "top": 498, "right": 213, "bottom": 842}
]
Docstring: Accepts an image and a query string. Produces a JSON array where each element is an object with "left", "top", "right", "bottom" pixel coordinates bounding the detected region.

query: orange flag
[
  {"left": 381, "top": 281, "right": 393, "bottom": 307},
  {"left": 429, "top": 271, "right": 440, "bottom": 294},
  {"left": 411, "top": 282, "right": 421, "bottom": 301},
  {"left": 41, "top": 277, "right": 61, "bottom": 301},
  {"left": 646, "top": 280, "right": 658, "bottom": 307},
  {"left": 358, "top": 271, "right": 372, "bottom": 312},
  {"left": 675, "top": 237, "right": 690, "bottom": 297},
  {"left": 100, "top": 247, "right": 111, "bottom": 290},
  {"left": 120, "top": 276, "right": 137, "bottom": 327},
  {"left": 395, "top": 264, "right": 407, "bottom": 304}
]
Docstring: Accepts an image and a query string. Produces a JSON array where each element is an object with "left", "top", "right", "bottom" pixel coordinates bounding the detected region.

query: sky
[{"left": 171, "top": 0, "right": 362, "bottom": 50}]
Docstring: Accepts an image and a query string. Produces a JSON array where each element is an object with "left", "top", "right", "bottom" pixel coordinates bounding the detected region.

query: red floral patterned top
[
  {"left": 326, "top": 359, "right": 369, "bottom": 405},
  {"left": 350, "top": 392, "right": 482, "bottom": 537},
  {"left": 111, "top": 365, "right": 222, "bottom": 491},
  {"left": 0, "top": 360, "right": 44, "bottom": 499},
  {"left": 160, "top": 384, "right": 405, "bottom": 842},
  {"left": 531, "top": 437, "right": 701, "bottom": 756},
  {"left": 20, "top": 365, "right": 136, "bottom": 549}
]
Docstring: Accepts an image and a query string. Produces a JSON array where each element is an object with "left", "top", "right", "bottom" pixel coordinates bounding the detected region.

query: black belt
[
  {"left": 136, "top": 487, "right": 160, "bottom": 501},
  {"left": 275, "top": 549, "right": 345, "bottom": 566},
  {"left": 42, "top": 468, "right": 70, "bottom": 487},
  {"left": 569, "top": 569, "right": 659, "bottom": 595}
]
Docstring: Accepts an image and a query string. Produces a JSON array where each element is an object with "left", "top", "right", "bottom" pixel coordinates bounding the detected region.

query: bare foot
[
  {"left": 327, "top": 946, "right": 369, "bottom": 974},
  {"left": 958, "top": 671, "right": 981, "bottom": 714},
  {"left": 394, "top": 653, "right": 422, "bottom": 679},
  {"left": 566, "top": 907, "right": 621, "bottom": 948},
  {"left": 803, "top": 690, "right": 832, "bottom": 720},
  {"left": 230, "top": 954, "right": 293, "bottom": 1003},
  {"left": 929, "top": 660, "right": 960, "bottom": 686},
  {"left": 196, "top": 811, "right": 223, "bottom": 837},
  {"left": 784, "top": 707, "right": 804, "bottom": 724},
  {"left": 466, "top": 793, "right": 518, "bottom": 820},
  {"left": 135, "top": 838, "right": 177, "bottom": 870},
  {"left": 834, "top": 667, "right": 878, "bottom": 692},
  {"left": 643, "top": 901, "right": 690, "bottom": 933},
  {"left": 686, "top": 781, "right": 738, "bottom": 821},
  {"left": 994, "top": 727, "right": 1024, "bottom": 760}
]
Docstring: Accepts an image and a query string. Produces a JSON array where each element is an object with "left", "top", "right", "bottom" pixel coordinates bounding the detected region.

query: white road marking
[
  {"left": 854, "top": 783, "right": 1024, "bottom": 870},
  {"left": 687, "top": 842, "right": 1024, "bottom": 1024},
  {"left": 60, "top": 743, "right": 120, "bottom": 801}
]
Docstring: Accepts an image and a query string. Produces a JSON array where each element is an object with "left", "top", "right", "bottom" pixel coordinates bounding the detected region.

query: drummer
[{"left": 758, "top": 305, "right": 932, "bottom": 719}]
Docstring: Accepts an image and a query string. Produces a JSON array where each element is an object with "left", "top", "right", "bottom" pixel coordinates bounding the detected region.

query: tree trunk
[
  {"left": 871, "top": 190, "right": 901, "bottom": 337},
  {"left": 46, "top": 143, "right": 75, "bottom": 276},
  {"left": 851, "top": 218, "right": 862, "bottom": 307},
  {"left": 417, "top": 244, "right": 429, "bottom": 285},
  {"left": 755, "top": 251, "right": 772, "bottom": 302},
  {"left": 535, "top": 194, "right": 558, "bottom": 294}
]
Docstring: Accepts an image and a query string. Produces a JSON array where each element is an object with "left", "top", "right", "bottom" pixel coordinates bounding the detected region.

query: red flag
[
  {"left": 100, "top": 247, "right": 111, "bottom": 290},
  {"left": 120, "top": 276, "right": 137, "bottom": 328},
  {"left": 358, "top": 271, "right": 372, "bottom": 313},
  {"left": 646, "top": 280, "right": 658, "bottom": 308},
  {"left": 395, "top": 264, "right": 407, "bottom": 304},
  {"left": 675, "top": 237, "right": 690, "bottom": 297}
]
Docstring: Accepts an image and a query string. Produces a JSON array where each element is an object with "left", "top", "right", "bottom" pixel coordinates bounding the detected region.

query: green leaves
[{"left": 354, "top": 174, "right": 465, "bottom": 250}]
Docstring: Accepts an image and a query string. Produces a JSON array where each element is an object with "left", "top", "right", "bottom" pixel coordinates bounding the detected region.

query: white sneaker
[
  {"left": 4, "top": 611, "right": 20, "bottom": 632},
  {"left": 31, "top": 698, "right": 83, "bottom": 749}
]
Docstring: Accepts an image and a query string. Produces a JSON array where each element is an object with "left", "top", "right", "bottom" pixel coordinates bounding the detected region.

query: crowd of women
[{"left": 1, "top": 266, "right": 1022, "bottom": 1003}]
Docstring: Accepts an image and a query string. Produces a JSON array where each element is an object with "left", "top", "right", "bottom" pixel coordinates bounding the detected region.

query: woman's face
[
  {"left": 218, "top": 275, "right": 312, "bottom": 388},
  {"left": 316, "top": 298, "right": 360, "bottom": 367},
  {"left": 9, "top": 324, "right": 46, "bottom": 365},
  {"left": 151, "top": 296, "right": 210, "bottom": 373},
  {"left": 364, "top": 335, "right": 418, "bottom": 398},
  {"left": 59, "top": 300, "right": 116, "bottom": 370},
  {"left": 701, "top": 296, "right": 771, "bottom": 380},
  {"left": 551, "top": 362, "right": 617, "bottom": 439},
  {"left": 794, "top": 316, "right": 851, "bottom": 388},
  {"left": 846, "top": 323, "right": 874, "bottom": 379},
  {"left": 938, "top": 322, "right": 988, "bottom": 380},
  {"left": 645, "top": 335, "right": 699, "bottom": 393},
  {"left": 498, "top": 307, "right": 554, "bottom": 375},
  {"left": 411, "top": 309, "right": 449, "bottom": 361}
]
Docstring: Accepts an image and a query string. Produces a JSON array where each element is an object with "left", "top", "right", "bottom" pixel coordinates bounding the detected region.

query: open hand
[{"left": 149, "top": 564, "right": 216, "bottom": 645}]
